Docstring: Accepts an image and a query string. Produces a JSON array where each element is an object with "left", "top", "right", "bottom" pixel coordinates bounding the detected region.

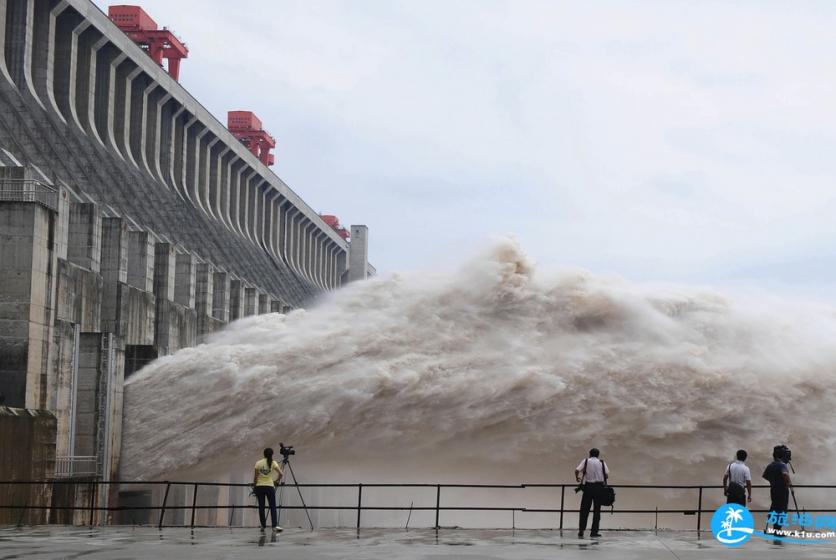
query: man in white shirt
[
  {"left": 723, "top": 449, "right": 752, "bottom": 506},
  {"left": 574, "top": 448, "right": 610, "bottom": 538}
]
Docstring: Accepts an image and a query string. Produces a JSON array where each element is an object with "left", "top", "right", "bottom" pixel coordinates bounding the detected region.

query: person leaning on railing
[{"left": 253, "top": 448, "right": 284, "bottom": 533}]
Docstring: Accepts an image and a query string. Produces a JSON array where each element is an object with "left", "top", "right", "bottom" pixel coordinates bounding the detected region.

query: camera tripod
[
  {"left": 276, "top": 454, "right": 315, "bottom": 531},
  {"left": 786, "top": 460, "right": 804, "bottom": 524}
]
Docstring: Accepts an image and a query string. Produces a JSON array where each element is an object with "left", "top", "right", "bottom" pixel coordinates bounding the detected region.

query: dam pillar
[
  {"left": 74, "top": 332, "right": 124, "bottom": 508},
  {"left": 229, "top": 276, "right": 245, "bottom": 321},
  {"left": 174, "top": 252, "right": 195, "bottom": 309},
  {"left": 336, "top": 249, "right": 347, "bottom": 286},
  {"left": 100, "top": 217, "right": 128, "bottom": 335},
  {"left": 126, "top": 230, "right": 154, "bottom": 292},
  {"left": 0, "top": 172, "right": 59, "bottom": 409},
  {"left": 258, "top": 293, "right": 270, "bottom": 315},
  {"left": 120, "top": 230, "right": 156, "bottom": 376},
  {"left": 0, "top": 408, "right": 57, "bottom": 526},
  {"left": 151, "top": 244, "right": 197, "bottom": 355},
  {"left": 153, "top": 243, "right": 176, "bottom": 303},
  {"left": 244, "top": 286, "right": 257, "bottom": 317},
  {"left": 172, "top": 249, "right": 197, "bottom": 351},
  {"left": 66, "top": 203, "right": 101, "bottom": 273},
  {"left": 211, "top": 270, "right": 230, "bottom": 323},
  {"left": 195, "top": 262, "right": 220, "bottom": 339},
  {"left": 152, "top": 242, "right": 176, "bottom": 355},
  {"left": 347, "top": 225, "right": 369, "bottom": 283},
  {"left": 59, "top": 203, "right": 103, "bottom": 332},
  {"left": 73, "top": 334, "right": 101, "bottom": 459},
  {"left": 51, "top": 199, "right": 105, "bottom": 463}
]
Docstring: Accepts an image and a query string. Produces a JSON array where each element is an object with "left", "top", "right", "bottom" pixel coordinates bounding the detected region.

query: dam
[{"left": 0, "top": 0, "right": 372, "bottom": 519}]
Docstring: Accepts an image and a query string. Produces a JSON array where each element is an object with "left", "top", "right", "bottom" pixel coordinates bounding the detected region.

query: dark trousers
[
  {"left": 579, "top": 482, "right": 604, "bottom": 534},
  {"left": 769, "top": 487, "right": 789, "bottom": 530},
  {"left": 255, "top": 485, "right": 278, "bottom": 528}
]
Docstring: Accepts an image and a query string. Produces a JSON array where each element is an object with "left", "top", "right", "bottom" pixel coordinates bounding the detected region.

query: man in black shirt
[{"left": 762, "top": 446, "right": 793, "bottom": 532}]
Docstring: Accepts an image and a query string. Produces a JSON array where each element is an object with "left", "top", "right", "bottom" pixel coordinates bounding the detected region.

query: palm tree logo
[
  {"left": 711, "top": 504, "right": 753, "bottom": 547},
  {"left": 722, "top": 507, "right": 744, "bottom": 537}
]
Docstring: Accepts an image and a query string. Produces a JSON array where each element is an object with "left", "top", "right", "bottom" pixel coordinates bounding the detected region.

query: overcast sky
[{"left": 94, "top": 1, "right": 836, "bottom": 301}]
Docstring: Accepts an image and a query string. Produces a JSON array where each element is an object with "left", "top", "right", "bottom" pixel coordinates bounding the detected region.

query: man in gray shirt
[{"left": 723, "top": 449, "right": 752, "bottom": 506}]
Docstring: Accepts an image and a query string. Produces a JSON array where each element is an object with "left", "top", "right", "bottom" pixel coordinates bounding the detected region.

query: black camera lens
[{"left": 774, "top": 444, "right": 792, "bottom": 463}]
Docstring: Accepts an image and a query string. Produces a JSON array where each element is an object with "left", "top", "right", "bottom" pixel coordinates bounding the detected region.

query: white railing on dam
[{"left": 53, "top": 456, "right": 98, "bottom": 479}]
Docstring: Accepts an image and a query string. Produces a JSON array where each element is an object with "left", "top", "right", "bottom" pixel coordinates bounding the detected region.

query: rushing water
[{"left": 121, "top": 237, "right": 836, "bottom": 506}]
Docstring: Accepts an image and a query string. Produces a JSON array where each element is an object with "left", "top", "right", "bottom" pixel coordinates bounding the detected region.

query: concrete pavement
[{"left": 1, "top": 526, "right": 832, "bottom": 559}]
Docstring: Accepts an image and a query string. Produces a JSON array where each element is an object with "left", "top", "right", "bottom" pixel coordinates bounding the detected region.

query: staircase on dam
[{"left": 0, "top": 0, "right": 373, "bottom": 521}]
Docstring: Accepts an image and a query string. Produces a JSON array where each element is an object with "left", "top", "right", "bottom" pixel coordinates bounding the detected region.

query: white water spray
[{"left": 122, "top": 238, "right": 836, "bottom": 493}]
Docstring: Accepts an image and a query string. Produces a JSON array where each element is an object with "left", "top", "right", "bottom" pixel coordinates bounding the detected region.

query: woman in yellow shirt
[{"left": 253, "top": 447, "right": 284, "bottom": 532}]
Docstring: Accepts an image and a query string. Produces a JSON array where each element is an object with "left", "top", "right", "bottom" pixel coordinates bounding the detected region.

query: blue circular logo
[{"left": 711, "top": 504, "right": 754, "bottom": 547}]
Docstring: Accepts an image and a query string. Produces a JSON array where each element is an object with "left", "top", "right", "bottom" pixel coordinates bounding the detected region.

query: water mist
[{"left": 121, "top": 237, "right": 836, "bottom": 527}]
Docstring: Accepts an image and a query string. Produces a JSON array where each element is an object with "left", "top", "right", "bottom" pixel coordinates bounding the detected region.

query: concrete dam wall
[
  {"left": 0, "top": 0, "right": 370, "bottom": 302},
  {"left": 0, "top": 0, "right": 372, "bottom": 515}
]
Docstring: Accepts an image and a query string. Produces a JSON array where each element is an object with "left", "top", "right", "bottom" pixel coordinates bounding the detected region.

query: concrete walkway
[{"left": 1, "top": 526, "right": 831, "bottom": 559}]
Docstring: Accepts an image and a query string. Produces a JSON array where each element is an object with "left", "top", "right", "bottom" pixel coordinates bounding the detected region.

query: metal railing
[
  {"left": 54, "top": 456, "right": 98, "bottom": 478},
  {"left": 2, "top": 480, "right": 835, "bottom": 530},
  {"left": 0, "top": 179, "right": 59, "bottom": 210}
]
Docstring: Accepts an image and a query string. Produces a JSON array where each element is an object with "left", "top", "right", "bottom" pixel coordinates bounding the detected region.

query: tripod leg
[
  {"left": 276, "top": 481, "right": 285, "bottom": 526},
  {"left": 790, "top": 489, "right": 805, "bottom": 529},
  {"left": 285, "top": 459, "right": 315, "bottom": 531}
]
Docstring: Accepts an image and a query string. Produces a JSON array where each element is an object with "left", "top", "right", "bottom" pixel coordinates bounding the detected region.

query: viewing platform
[{"left": 2, "top": 526, "right": 833, "bottom": 559}]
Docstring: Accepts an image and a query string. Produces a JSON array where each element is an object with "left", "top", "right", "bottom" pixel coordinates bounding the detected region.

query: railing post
[
  {"left": 88, "top": 480, "right": 95, "bottom": 527},
  {"left": 559, "top": 485, "right": 565, "bottom": 531},
  {"left": 354, "top": 483, "right": 362, "bottom": 530},
  {"left": 190, "top": 483, "right": 199, "bottom": 529},
  {"left": 89, "top": 481, "right": 99, "bottom": 527},
  {"left": 697, "top": 487, "right": 703, "bottom": 533},
  {"left": 435, "top": 484, "right": 441, "bottom": 530},
  {"left": 158, "top": 482, "right": 171, "bottom": 530},
  {"left": 16, "top": 497, "right": 28, "bottom": 528}
]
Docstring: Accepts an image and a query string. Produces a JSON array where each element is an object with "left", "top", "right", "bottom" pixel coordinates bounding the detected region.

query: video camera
[
  {"left": 775, "top": 444, "right": 792, "bottom": 464},
  {"left": 279, "top": 442, "right": 295, "bottom": 459}
]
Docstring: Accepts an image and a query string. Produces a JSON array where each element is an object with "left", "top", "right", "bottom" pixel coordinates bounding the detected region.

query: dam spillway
[{"left": 0, "top": 0, "right": 372, "bottom": 522}]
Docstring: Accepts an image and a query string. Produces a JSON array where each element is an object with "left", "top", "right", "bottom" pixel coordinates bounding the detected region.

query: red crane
[
  {"left": 320, "top": 215, "right": 350, "bottom": 240},
  {"left": 108, "top": 5, "right": 188, "bottom": 81},
  {"left": 227, "top": 111, "right": 276, "bottom": 166}
]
